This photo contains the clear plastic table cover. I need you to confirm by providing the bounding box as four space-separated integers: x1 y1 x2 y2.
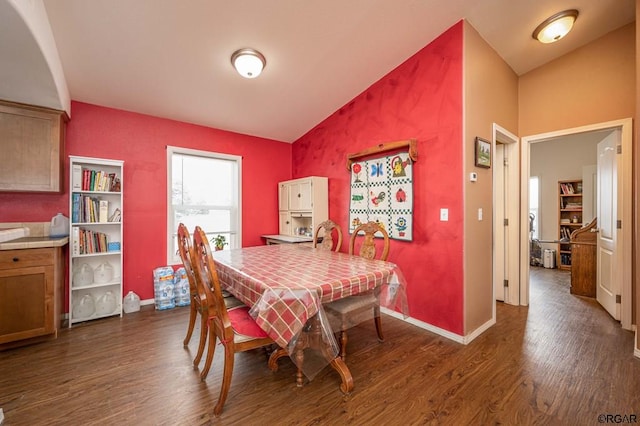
213 244 409 380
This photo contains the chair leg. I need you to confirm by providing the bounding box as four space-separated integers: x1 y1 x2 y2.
183 301 197 347
193 313 208 367
374 306 384 342
339 330 348 361
213 342 235 416
200 324 217 381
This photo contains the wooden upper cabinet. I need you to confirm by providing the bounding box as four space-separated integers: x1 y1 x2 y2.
0 100 68 193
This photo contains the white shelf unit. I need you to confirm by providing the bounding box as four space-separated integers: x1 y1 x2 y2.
68 156 124 326
278 176 328 237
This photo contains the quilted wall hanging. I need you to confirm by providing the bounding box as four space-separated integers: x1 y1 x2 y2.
348 151 414 241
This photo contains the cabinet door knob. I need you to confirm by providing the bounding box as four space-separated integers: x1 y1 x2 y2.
12 257 19 262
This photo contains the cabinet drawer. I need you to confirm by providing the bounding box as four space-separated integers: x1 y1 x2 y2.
0 248 54 270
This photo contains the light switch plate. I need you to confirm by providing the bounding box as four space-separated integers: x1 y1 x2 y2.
440 208 448 221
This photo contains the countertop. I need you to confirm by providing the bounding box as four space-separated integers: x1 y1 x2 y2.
262 234 314 244
0 236 69 250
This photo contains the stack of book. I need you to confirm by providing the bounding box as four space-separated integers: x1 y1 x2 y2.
560 183 575 194
72 194 112 223
72 228 112 255
72 164 120 192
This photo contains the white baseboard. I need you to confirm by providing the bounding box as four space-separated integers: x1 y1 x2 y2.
140 298 155 306
381 307 495 345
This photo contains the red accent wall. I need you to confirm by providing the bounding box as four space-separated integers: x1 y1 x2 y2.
0 102 291 304
292 23 464 333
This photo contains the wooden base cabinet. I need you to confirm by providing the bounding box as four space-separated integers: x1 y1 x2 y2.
0 247 65 349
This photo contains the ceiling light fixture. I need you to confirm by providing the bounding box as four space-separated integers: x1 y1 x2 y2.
532 9 579 44
231 48 266 79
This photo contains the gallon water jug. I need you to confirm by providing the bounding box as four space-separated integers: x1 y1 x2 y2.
50 213 69 237
73 263 94 287
95 291 117 316
123 291 141 313
94 261 114 283
72 294 95 319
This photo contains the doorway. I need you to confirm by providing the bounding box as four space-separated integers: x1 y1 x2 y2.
519 119 632 330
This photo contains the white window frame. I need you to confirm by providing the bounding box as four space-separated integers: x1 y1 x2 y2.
166 146 242 264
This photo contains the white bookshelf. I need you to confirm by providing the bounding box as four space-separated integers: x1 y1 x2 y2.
68 156 124 326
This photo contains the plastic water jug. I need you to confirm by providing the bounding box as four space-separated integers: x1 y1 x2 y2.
50 213 69 237
94 261 114 283
123 291 141 313
72 294 95 319
95 291 117 316
73 263 94 287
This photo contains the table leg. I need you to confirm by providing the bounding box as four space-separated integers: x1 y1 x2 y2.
330 356 354 394
306 313 354 394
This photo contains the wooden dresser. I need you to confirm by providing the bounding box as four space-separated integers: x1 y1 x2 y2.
569 218 597 297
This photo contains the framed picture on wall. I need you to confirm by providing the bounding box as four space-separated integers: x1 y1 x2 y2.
475 137 491 168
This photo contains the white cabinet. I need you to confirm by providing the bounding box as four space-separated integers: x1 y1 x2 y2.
68 156 124 326
278 177 328 237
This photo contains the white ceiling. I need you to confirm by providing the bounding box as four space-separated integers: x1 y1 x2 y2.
1 0 635 142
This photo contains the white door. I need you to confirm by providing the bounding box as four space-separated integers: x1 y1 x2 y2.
494 143 506 301
596 131 619 319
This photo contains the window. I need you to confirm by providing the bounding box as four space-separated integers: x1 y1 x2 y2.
529 176 539 240
167 146 242 264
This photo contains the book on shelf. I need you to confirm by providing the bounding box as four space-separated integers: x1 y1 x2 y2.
72 227 80 256
99 200 109 223
108 208 122 222
72 164 82 191
72 193 81 223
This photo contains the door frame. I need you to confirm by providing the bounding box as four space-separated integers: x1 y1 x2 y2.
520 118 632 329
492 124 520 308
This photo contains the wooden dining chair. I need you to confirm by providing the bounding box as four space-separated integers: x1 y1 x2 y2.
191 225 281 416
313 219 343 252
324 221 390 361
177 223 243 369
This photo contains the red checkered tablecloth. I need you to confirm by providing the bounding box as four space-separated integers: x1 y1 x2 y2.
213 244 403 348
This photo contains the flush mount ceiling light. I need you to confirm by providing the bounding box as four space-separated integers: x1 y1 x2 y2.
532 9 579 44
231 48 266 79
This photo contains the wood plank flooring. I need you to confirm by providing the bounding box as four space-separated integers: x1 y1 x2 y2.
1 267 639 425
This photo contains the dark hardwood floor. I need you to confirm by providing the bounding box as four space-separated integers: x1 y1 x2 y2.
1 267 638 425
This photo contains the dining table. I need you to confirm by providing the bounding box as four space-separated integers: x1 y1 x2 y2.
212 243 408 393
